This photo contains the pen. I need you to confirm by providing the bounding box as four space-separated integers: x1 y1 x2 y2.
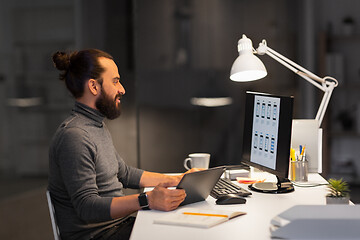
300 146 305 156
300 146 306 161
182 212 228 218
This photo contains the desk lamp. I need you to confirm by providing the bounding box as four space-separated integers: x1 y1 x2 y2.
230 34 338 127
230 34 338 173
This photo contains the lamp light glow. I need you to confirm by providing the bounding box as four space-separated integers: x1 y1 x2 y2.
190 97 233 107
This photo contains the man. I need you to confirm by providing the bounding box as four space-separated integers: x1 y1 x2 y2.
48 49 193 240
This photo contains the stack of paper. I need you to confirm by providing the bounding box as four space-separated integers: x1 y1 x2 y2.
270 205 360 239
227 169 249 180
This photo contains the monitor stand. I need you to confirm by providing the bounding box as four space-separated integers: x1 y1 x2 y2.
248 176 294 193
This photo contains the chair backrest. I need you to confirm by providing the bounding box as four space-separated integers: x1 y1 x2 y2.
46 190 61 240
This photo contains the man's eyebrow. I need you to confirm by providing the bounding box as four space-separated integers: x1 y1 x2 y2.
113 77 120 81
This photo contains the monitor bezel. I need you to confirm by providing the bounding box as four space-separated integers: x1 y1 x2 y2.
241 91 294 179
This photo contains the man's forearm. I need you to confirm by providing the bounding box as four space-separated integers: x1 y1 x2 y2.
110 172 181 219
110 195 141 219
139 171 181 188
110 180 187 219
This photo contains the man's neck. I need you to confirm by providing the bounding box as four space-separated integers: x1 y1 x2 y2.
76 97 97 111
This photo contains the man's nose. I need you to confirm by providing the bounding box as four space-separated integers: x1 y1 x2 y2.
118 84 125 95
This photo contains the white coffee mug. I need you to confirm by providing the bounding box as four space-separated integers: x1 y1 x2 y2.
183 153 210 170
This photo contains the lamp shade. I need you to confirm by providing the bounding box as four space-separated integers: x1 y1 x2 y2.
230 35 267 82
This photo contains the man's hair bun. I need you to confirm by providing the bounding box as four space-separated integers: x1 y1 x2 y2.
52 48 113 98
52 51 70 71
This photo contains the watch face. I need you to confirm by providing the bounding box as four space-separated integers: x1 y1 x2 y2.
139 193 149 209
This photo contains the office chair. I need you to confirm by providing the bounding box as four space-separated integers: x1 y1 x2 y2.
46 190 61 240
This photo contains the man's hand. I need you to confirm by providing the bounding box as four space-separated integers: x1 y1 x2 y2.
110 169 206 219
156 168 203 187
146 182 186 211
173 168 204 185
184 168 204 174
140 168 204 188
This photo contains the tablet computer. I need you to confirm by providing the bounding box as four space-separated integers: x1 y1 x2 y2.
176 166 225 206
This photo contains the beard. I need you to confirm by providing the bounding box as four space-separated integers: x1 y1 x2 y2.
95 88 122 120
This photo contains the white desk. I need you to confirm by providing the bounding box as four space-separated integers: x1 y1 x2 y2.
130 173 328 240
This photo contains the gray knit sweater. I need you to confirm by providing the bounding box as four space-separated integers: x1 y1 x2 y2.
48 102 144 240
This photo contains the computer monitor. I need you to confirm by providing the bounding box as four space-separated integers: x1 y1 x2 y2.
242 91 294 193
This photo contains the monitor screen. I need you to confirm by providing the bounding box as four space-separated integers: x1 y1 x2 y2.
242 91 294 193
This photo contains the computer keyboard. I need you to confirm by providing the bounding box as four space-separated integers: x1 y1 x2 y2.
211 178 252 198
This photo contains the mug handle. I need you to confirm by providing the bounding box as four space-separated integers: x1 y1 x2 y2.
183 158 192 170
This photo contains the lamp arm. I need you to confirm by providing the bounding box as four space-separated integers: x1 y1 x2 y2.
257 40 326 90
315 80 336 127
256 40 338 127
265 48 325 91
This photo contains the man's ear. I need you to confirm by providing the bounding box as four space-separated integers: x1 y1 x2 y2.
88 79 100 96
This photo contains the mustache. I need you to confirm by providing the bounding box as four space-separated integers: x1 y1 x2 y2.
115 94 122 101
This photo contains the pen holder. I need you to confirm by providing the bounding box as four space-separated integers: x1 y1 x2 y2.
290 160 308 182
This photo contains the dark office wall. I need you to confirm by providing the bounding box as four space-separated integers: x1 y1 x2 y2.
134 0 298 172
0 0 315 176
104 0 138 169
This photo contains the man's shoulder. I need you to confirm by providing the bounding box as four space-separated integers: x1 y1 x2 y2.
54 115 90 138
57 113 105 140
60 112 99 130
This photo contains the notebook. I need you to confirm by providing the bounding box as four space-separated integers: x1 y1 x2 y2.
154 207 246 228
176 166 225 206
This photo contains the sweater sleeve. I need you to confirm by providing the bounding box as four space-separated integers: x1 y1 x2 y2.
56 127 113 223
116 152 144 189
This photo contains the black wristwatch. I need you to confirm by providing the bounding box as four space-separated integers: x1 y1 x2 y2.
138 192 150 210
